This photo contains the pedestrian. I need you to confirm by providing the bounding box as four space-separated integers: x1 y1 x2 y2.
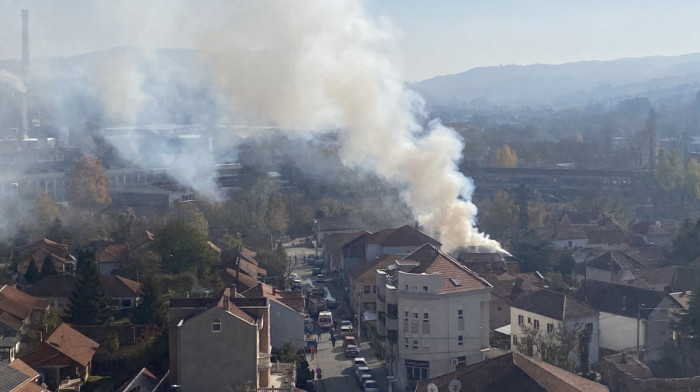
317 329 322 342
316 367 323 380
331 335 336 347
310 345 316 359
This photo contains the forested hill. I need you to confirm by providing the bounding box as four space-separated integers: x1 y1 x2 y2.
411 53 700 109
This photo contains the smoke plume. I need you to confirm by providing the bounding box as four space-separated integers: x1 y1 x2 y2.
0 70 26 93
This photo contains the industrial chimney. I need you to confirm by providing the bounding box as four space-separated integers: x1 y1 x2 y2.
21 9 29 140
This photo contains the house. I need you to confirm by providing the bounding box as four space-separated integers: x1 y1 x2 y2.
117 367 168 392
456 252 521 275
20 323 99 391
511 290 600 365
572 280 680 362
220 245 267 285
22 275 141 310
523 225 589 250
585 250 647 284
241 283 306 350
93 243 129 275
482 272 545 330
375 244 492 392
629 221 675 248
0 285 50 362
14 238 75 276
322 231 368 272
168 289 274 391
415 352 608 392
349 254 399 314
0 359 47 392
314 215 362 242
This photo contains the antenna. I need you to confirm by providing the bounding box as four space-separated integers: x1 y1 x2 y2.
427 383 438 392
448 379 462 392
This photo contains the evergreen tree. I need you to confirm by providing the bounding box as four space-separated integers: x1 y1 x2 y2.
64 250 111 325
46 218 69 244
40 254 57 278
24 257 41 284
133 277 167 327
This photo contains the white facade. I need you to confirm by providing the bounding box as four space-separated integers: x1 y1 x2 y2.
598 312 642 353
510 306 600 364
392 271 491 391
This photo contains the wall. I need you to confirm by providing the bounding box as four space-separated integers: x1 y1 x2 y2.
600 354 700 392
644 297 676 362
598 312 643 352
586 266 614 282
269 301 305 350
177 307 258 392
489 295 511 330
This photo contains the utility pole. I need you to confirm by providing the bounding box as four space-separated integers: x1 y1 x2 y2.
636 303 645 360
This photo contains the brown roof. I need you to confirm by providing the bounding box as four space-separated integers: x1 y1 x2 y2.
241 283 304 313
513 290 598 321
573 280 672 319
367 225 441 247
403 244 491 293
96 243 129 264
528 225 588 241
415 352 608 392
0 285 49 330
239 258 267 278
637 266 677 288
586 250 647 272
670 291 692 310
23 275 76 298
116 367 159 392
8 358 39 379
44 323 100 367
349 254 400 285
99 275 142 297
322 231 368 261
17 252 70 275
223 268 259 292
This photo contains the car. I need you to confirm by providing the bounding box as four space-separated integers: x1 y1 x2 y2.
292 279 302 290
290 273 299 280
353 365 370 383
316 273 325 280
353 357 367 368
362 379 380 392
344 344 359 358
357 373 372 387
339 325 352 336
312 267 321 276
343 335 356 348
340 320 353 332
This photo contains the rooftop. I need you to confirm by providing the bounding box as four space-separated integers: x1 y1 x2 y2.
512 290 598 321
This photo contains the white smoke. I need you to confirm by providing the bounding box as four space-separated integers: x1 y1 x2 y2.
0 70 27 93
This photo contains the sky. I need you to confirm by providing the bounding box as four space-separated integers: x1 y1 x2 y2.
1 0 700 82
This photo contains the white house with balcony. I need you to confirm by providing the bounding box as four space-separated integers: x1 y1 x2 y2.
376 244 492 392
510 290 600 365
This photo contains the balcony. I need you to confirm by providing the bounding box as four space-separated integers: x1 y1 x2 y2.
258 353 272 370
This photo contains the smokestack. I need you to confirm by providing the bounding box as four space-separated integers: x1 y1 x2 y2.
21 9 29 140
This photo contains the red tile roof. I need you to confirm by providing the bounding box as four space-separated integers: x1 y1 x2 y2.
0 285 49 331
403 244 491 293
44 323 100 367
241 283 305 313
96 243 129 264
349 255 401 285
8 358 39 379
367 225 441 247
99 275 142 297
116 367 159 392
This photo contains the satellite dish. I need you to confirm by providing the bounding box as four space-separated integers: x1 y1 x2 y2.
448 379 462 392
427 383 438 392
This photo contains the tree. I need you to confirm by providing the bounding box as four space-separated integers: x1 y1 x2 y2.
46 218 70 245
154 220 217 274
66 156 111 210
24 257 41 284
64 250 111 325
491 144 518 168
481 190 519 235
40 254 57 278
172 202 209 237
669 218 700 266
265 194 290 237
32 193 60 230
510 235 555 273
133 277 167 327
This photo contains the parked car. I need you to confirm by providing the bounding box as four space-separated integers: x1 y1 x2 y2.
354 365 370 383
343 336 356 347
316 273 325 281
362 379 379 392
357 373 372 387
353 357 367 368
340 320 354 332
312 267 321 276
292 279 303 290
345 344 360 358
339 325 352 336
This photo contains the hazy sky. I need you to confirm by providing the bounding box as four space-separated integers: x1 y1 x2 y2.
2 0 700 81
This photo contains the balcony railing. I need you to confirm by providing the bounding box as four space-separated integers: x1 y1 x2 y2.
258 353 272 369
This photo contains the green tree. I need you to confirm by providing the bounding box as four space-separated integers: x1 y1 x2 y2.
279 342 297 363
24 257 41 284
172 202 209 237
64 250 111 325
265 193 290 237
669 218 700 266
66 156 111 210
33 193 60 230
133 277 167 327
482 190 519 235
40 254 57 278
154 220 217 274
511 236 554 273
491 144 518 168
46 218 70 245
104 330 120 352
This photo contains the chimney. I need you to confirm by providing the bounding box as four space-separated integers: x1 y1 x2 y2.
20 9 29 139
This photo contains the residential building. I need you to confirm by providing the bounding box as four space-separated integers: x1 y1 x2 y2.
349 254 398 314
572 280 680 362
117 367 168 392
168 289 273 391
99 275 142 310
14 238 75 276
415 352 608 392
314 215 362 243
20 323 99 391
241 283 306 350
511 290 600 365
376 244 492 392
0 285 50 362
93 243 129 275
523 224 588 250
23 274 141 311
0 359 47 392
482 271 544 330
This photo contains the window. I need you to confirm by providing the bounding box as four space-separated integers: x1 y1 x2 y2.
585 323 593 333
405 284 409 290
497 307 501 311
457 308 464 319
413 312 419 319
423 313 429 322
518 315 524 325
373 286 377 293
404 311 409 321
533 320 540 329
456 356 467 368
527 317 531 324
458 335 463 346
423 285 429 292
406 361 429 381
547 323 554 334
412 285 418 291
212 319 221 333
404 338 409 348
121 299 132 308
423 340 430 351
413 339 419 349
364 285 371 294
513 336 518 345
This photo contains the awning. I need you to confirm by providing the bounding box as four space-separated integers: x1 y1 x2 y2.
494 324 511 336
363 310 377 321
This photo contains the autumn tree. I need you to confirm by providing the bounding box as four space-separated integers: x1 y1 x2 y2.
171 201 209 237
265 193 290 237
32 193 60 230
481 190 519 235
64 250 111 325
491 144 518 168
66 156 111 210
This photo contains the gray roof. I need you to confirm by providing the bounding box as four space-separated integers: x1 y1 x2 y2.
0 361 31 392
572 280 671 319
512 290 598 321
